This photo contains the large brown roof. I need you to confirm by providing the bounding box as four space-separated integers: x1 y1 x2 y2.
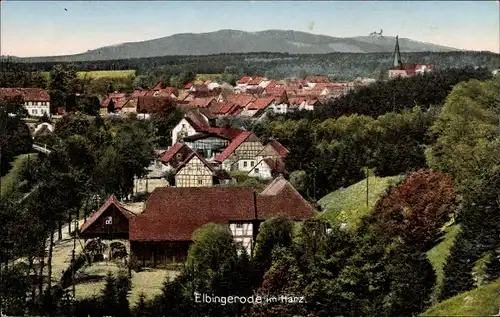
257 176 315 220
0 88 50 102
129 187 257 241
129 179 316 241
136 96 175 113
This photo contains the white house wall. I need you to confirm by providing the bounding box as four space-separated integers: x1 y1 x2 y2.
247 160 272 180
229 223 254 256
171 118 197 146
237 159 258 172
25 101 50 117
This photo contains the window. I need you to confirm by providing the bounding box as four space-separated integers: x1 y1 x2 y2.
236 223 243 228
254 168 259 174
197 165 201 171
33 109 38 115
250 161 254 167
182 124 186 128
176 153 183 160
243 161 247 167
197 178 203 185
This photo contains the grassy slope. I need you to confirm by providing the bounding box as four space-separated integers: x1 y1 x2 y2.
421 280 500 316
1 153 37 198
317 175 403 229
74 262 178 306
426 224 460 303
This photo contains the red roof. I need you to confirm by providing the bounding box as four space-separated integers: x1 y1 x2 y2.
100 93 129 109
209 102 239 116
208 126 244 140
289 97 306 105
264 87 286 96
0 88 50 102
257 177 315 220
265 80 277 89
247 76 265 85
80 195 135 233
236 75 252 85
261 157 287 174
305 75 330 83
129 178 316 241
226 94 255 108
184 111 211 131
131 90 149 97
307 98 320 106
248 96 275 110
136 96 175 113
188 97 215 108
152 81 166 90
269 140 289 158
130 187 256 241
214 131 253 161
160 143 188 163
184 82 193 89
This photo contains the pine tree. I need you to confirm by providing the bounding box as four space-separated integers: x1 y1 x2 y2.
116 272 131 317
485 248 500 284
100 272 117 316
132 293 149 317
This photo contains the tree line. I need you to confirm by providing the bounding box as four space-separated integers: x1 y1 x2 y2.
2 50 499 82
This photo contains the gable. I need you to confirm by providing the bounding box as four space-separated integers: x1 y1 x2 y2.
258 143 281 158
80 196 135 237
176 155 213 176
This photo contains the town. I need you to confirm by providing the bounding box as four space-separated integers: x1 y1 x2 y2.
1 1 500 317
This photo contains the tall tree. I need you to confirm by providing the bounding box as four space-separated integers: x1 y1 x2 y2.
0 96 33 176
48 64 79 112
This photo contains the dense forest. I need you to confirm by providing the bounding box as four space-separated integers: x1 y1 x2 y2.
2 50 499 81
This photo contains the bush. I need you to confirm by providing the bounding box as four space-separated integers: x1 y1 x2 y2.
129 260 144 272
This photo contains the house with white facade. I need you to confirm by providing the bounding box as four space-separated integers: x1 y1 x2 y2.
0 88 51 117
171 111 212 146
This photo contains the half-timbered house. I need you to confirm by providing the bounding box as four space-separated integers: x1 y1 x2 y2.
214 131 265 172
174 150 217 187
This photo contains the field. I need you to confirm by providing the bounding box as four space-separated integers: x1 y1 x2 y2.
317 175 404 229
421 279 500 316
49 233 178 307
39 70 136 80
426 224 460 304
1 153 38 198
194 73 224 84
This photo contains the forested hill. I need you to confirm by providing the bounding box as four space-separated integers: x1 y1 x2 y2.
3 51 499 81
6 30 460 62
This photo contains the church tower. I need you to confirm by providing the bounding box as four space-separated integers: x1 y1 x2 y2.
392 35 403 69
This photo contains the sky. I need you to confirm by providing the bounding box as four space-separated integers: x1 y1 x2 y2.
1 1 499 57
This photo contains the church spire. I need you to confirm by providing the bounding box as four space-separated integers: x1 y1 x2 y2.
392 35 403 69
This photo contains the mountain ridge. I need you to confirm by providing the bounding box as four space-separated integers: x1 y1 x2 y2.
6 29 465 63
